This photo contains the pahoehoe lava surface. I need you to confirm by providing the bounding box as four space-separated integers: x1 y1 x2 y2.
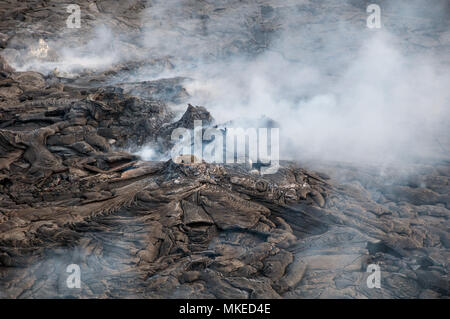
0 0 449 298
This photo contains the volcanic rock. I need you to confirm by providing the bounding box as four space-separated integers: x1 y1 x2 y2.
0 0 448 300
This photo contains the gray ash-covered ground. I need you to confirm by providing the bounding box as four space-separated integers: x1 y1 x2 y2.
0 0 449 298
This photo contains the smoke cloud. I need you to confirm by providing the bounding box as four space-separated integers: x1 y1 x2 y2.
5 0 449 166
140 0 450 166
